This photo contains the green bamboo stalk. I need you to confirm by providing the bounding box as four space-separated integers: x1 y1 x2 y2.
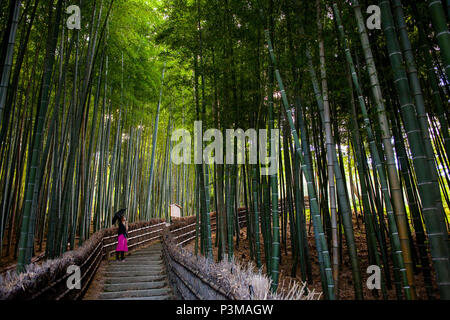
0 0 20 127
427 0 450 80
145 63 165 219
264 28 335 299
317 0 339 293
252 164 261 267
304 33 361 299
266 9 280 290
391 110 435 299
296 96 314 284
392 0 449 252
380 0 450 298
17 0 63 272
348 68 389 299
334 2 414 299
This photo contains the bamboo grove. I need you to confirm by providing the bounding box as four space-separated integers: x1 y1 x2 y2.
0 0 199 273
0 0 449 301
157 0 450 300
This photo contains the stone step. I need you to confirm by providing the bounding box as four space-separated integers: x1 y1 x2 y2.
99 243 173 300
103 281 167 292
100 287 172 300
104 275 166 284
133 246 162 252
105 270 164 277
127 251 161 255
141 244 162 248
109 260 163 266
127 252 162 257
108 261 163 267
136 245 162 249
107 266 165 273
118 254 163 259
117 261 163 266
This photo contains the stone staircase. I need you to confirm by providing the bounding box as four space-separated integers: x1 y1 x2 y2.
99 242 174 300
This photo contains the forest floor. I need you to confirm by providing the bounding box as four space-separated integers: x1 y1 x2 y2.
185 214 441 300
0 237 83 274
1 240 49 274
1 216 442 300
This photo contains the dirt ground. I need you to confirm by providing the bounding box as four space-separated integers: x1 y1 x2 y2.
1 240 49 273
2 218 441 300
0 237 83 274
186 215 441 300
82 259 109 300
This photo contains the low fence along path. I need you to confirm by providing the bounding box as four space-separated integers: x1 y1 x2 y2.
99 242 174 300
0 211 250 300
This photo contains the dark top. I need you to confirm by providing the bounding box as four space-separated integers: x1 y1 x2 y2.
118 221 128 238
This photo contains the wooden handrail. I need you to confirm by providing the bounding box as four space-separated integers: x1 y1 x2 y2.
15 210 247 300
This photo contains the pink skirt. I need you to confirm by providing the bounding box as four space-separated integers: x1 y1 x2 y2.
116 234 128 252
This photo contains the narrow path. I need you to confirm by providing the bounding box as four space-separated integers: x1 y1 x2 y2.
99 242 174 300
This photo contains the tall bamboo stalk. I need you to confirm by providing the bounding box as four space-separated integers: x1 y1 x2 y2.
145 63 165 219
335 1 414 299
263 25 335 299
380 0 450 299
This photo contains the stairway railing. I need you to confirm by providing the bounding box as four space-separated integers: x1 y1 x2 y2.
0 219 165 300
162 209 248 300
2 209 252 300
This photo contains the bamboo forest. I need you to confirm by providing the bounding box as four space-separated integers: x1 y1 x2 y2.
0 0 449 302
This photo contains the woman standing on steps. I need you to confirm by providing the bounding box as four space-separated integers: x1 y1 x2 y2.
116 215 128 261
